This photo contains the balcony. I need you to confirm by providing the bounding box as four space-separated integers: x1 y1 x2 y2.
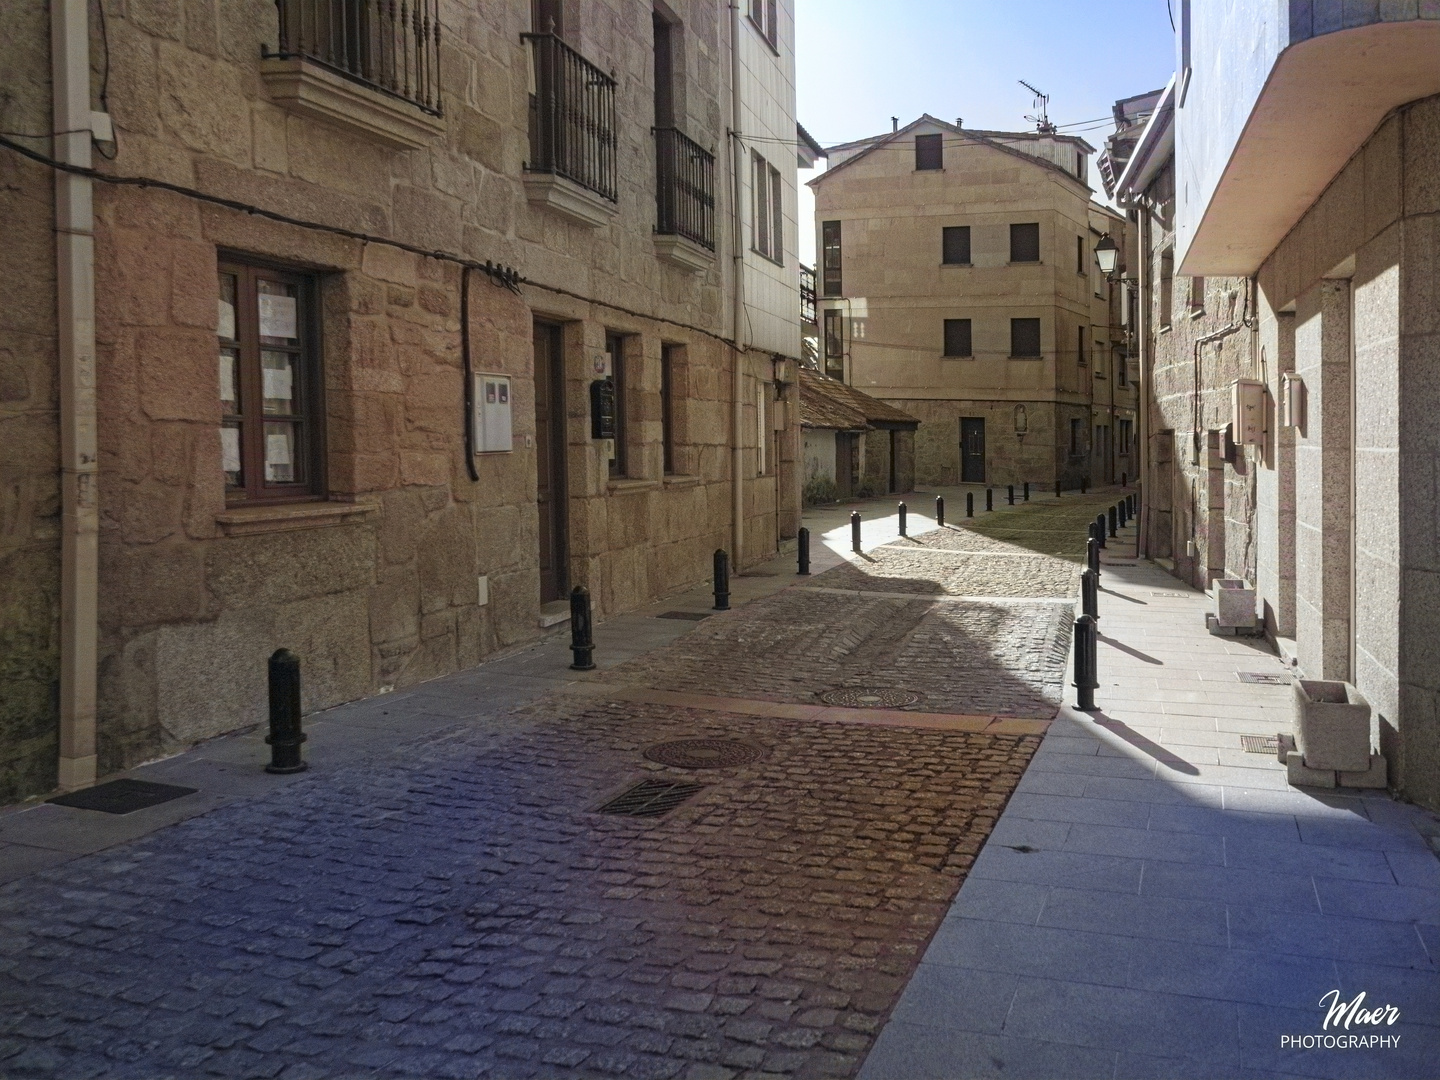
261 0 444 151
523 33 618 228
653 127 715 271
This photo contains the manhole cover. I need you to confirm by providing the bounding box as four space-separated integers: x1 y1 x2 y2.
1238 671 1290 685
643 739 763 769
598 779 703 817
1240 735 1281 754
48 778 197 815
818 688 921 708
655 611 711 621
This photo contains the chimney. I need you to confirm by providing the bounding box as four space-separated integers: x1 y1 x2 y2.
891 117 898 132
956 117 963 127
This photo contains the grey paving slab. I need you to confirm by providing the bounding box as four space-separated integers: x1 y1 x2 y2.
969 843 1144 894
1062 821 1226 865
883 964 1017 1034
861 1022 1119 1080
1145 802 1302 842
0 844 77 885
1003 790 1154 829
1226 903 1437 969
1035 885 1230 946
1237 1004 1440 1080
1314 877 1440 924
922 917 1135 987
942 877 1050 926
1140 861 1323 913
1224 834 1398 883
1124 938 1339 1008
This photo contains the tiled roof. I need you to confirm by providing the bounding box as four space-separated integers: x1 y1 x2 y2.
799 370 918 430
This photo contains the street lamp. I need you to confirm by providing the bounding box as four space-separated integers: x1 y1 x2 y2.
1093 232 1119 276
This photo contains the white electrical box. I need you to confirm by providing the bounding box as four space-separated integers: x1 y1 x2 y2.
1231 378 1265 445
1281 372 1306 430
473 373 513 454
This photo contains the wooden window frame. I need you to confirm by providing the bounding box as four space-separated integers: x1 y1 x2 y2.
820 220 842 296
1077 235 1086 275
748 0 778 51
943 318 972 358
914 133 943 171
1010 317 1042 358
1009 222 1040 263
218 257 325 506
661 343 677 474
942 225 970 265
769 162 784 265
606 332 628 478
1077 325 1086 366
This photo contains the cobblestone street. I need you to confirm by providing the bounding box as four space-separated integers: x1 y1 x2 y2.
0 492 1113 1079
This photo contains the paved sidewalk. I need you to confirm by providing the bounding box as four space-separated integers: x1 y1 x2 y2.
860 519 1440 1080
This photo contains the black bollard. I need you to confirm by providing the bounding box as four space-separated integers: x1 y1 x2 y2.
1095 513 1107 549
935 496 945 528
966 492 974 518
1055 480 1061 498
1108 506 1118 538
1080 477 1088 495
713 548 730 610
1121 472 1128 488
569 586 596 670
1074 614 1099 711
265 649 308 774
851 511 862 553
1024 482 1030 502
986 488 993 512
1007 484 1015 506
1118 501 1127 529
1087 536 1101 578
898 502 908 538
797 526 811 576
1081 567 1099 621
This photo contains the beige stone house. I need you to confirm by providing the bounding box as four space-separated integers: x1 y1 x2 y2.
0 0 808 802
1109 6 1440 808
810 116 1136 492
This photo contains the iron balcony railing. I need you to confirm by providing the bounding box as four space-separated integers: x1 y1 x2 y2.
799 264 817 324
267 0 442 116
654 127 715 251
524 33 618 203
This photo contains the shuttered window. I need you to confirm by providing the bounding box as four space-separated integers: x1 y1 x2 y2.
1010 222 1040 263
1011 318 1041 358
942 226 970 265
943 319 972 358
915 133 942 171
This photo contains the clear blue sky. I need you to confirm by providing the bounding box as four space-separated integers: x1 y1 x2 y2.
794 0 1178 262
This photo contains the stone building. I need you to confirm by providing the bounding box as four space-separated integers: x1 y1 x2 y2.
1110 6 1440 808
809 116 1137 492
798 369 917 503
0 0 808 802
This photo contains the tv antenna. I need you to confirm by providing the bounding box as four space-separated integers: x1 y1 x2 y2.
1019 80 1056 134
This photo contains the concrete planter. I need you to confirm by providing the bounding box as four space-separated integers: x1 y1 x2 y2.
1212 578 1257 629
1293 679 1371 772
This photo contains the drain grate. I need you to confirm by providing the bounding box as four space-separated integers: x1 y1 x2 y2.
644 739 762 770
655 611 711 621
818 687 921 709
1238 672 1291 685
48 778 197 815
598 779 703 817
1240 735 1281 754
1150 591 1192 598
1106 562 1137 567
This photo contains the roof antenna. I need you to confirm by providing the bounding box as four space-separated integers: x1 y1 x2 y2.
891 116 898 132
1018 80 1056 134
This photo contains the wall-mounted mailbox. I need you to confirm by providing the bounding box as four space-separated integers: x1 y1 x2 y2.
473 373 513 453
589 378 615 440
1231 378 1264 445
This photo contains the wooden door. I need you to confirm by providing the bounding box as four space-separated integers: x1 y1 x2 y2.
835 433 855 499
534 322 568 603
960 418 985 483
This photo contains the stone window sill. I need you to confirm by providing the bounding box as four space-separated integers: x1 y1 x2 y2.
523 171 618 229
607 478 661 496
655 235 714 273
662 474 702 489
216 499 381 536
259 57 444 151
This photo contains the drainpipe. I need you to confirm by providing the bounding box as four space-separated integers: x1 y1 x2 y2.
53 0 99 791
728 0 746 568
1136 208 1150 558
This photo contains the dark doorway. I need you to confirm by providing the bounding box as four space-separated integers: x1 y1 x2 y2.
836 432 857 499
960 417 985 483
888 430 898 493
534 321 568 603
